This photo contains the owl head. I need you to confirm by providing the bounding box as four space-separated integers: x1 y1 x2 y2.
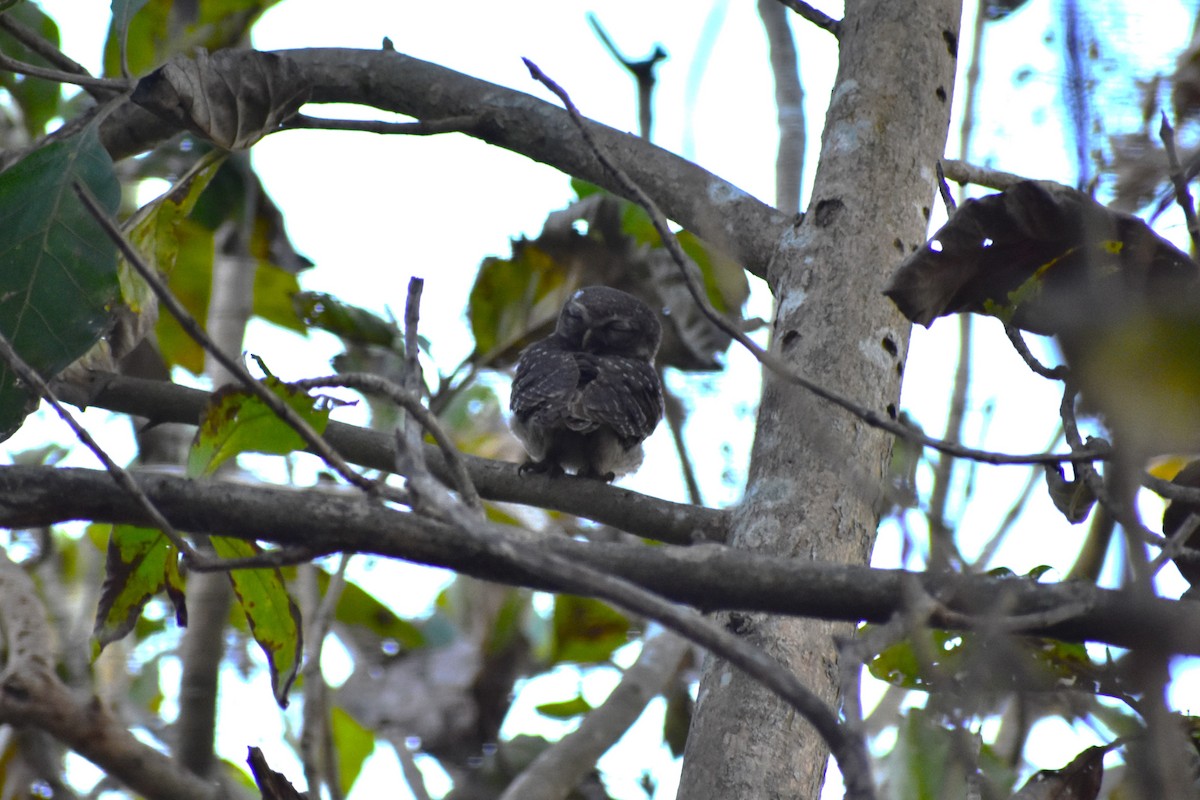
554 286 662 361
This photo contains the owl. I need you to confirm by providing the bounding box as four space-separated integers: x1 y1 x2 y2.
510 286 664 481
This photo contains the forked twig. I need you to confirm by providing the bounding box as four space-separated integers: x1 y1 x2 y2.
1160 112 1200 253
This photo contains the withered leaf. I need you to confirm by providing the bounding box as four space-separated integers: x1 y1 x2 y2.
1011 745 1106 800
131 50 310 150
884 180 1197 335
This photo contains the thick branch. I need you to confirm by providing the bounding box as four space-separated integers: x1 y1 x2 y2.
95 47 790 279
0 550 223 800
3 465 1199 657
53 373 726 545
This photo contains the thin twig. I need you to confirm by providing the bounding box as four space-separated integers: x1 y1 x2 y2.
521 58 1106 468
73 183 376 494
587 14 666 141
388 735 433 800
300 554 351 799
1149 511 1200 577
775 0 841 36
926 314 972 570
935 161 957 214
975 429 1063 568
0 51 130 92
1159 112 1200 253
760 0 805 214
279 114 482 136
0 15 118 102
185 546 327 572
292 374 481 509
402 278 425 445
940 159 1032 191
1004 324 1068 380
0 331 198 561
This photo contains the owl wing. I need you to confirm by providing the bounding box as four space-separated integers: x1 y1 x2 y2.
511 339 582 427
574 355 663 444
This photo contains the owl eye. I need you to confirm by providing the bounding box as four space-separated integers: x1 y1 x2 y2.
605 319 635 333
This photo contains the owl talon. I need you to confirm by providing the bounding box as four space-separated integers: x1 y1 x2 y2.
577 468 616 483
519 460 564 478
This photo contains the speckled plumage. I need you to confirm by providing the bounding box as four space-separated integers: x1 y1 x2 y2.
510 286 664 481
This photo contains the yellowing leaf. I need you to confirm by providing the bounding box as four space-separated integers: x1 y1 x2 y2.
92 525 186 653
211 536 301 707
187 376 331 477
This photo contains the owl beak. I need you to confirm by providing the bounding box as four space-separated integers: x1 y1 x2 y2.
582 328 595 352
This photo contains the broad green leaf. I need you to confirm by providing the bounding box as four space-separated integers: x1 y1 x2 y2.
880 708 1015 800
252 262 304 333
573 178 749 315
327 575 425 650
102 0 171 77
294 292 400 348
330 706 375 796
120 154 224 358
468 243 573 363
127 153 225 279
153 218 214 374
0 128 120 439
92 525 186 653
535 695 593 719
109 0 150 75
868 627 1099 695
187 376 331 477
549 595 631 665
102 0 285 77
211 535 301 707
662 679 691 757
0 2 62 136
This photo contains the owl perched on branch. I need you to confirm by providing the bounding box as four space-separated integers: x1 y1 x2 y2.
510 286 664 481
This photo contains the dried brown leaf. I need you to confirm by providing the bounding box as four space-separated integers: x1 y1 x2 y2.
131 50 310 150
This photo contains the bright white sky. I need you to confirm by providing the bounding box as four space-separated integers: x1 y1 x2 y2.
17 0 1200 797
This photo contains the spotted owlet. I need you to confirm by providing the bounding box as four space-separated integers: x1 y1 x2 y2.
510 286 664 481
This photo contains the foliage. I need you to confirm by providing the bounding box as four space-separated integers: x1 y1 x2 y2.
0 2 1199 800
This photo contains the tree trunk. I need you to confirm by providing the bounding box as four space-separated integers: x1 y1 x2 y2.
677 1 961 797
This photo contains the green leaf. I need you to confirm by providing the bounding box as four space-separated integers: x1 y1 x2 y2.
102 0 286 77
662 679 692 757
211 535 302 707
0 128 120 439
294 292 399 348
92 525 186 652
187 376 331 477
109 0 150 75
127 153 225 279
0 2 62 137
152 218 214 374
549 595 631 665
868 627 1100 695
328 575 425 650
330 706 375 796
535 694 594 719
880 708 1015 800
102 0 170 77
252 263 304 333
468 243 573 363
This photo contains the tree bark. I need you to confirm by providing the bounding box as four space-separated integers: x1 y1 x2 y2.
677 1 962 797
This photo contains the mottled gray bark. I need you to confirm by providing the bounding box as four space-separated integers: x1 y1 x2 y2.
676 1 962 797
